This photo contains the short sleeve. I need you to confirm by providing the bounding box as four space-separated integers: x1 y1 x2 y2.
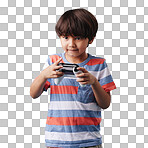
41 57 51 91
98 59 116 92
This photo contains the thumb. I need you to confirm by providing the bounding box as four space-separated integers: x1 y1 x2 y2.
54 57 63 65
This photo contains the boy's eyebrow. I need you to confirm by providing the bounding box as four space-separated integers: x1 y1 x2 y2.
61 34 86 39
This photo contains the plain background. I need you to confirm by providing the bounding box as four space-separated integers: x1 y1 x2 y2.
0 0 148 147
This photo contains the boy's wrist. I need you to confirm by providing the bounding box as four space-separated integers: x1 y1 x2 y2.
91 77 99 86
41 70 48 81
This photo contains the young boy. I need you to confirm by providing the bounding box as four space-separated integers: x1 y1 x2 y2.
30 8 116 148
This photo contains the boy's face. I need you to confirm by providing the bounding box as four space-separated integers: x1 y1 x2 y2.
60 36 90 59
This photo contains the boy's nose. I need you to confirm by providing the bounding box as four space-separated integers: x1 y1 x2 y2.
69 38 76 48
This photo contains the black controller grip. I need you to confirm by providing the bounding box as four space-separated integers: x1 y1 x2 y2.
57 63 79 75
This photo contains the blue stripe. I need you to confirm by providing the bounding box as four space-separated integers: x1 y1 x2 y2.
48 56 51 65
50 94 78 101
47 110 101 118
99 75 113 86
45 138 102 147
45 124 100 133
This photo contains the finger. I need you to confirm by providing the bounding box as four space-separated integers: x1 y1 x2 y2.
80 81 89 85
54 65 63 70
53 71 64 75
76 78 89 82
77 67 88 73
56 72 64 76
77 80 89 85
54 57 63 65
76 73 87 78
53 74 63 78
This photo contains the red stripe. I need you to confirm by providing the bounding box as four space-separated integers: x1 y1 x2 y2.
86 58 105 66
102 81 116 92
46 117 101 126
44 81 50 90
50 55 64 64
51 85 78 94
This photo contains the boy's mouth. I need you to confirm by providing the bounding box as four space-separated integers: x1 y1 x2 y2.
68 49 78 51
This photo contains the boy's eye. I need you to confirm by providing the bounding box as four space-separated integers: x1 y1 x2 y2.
75 37 81 40
63 36 68 39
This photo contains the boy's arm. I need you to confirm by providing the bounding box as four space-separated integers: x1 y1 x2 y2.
30 58 63 99
30 72 47 99
91 79 111 109
76 67 111 109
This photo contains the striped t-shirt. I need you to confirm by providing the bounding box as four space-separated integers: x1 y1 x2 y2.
42 53 116 148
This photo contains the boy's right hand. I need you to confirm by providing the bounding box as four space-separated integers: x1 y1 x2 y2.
41 58 64 80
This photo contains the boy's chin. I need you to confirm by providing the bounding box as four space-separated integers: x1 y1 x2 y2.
66 49 78 53
67 53 78 57
65 52 79 57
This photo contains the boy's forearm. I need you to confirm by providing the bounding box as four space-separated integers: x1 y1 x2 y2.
30 72 47 99
91 78 111 109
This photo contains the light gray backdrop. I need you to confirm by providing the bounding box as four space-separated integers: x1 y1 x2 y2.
0 0 148 148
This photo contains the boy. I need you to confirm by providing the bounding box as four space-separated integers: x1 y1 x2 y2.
30 8 116 148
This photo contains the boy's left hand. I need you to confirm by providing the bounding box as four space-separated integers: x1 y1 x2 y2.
76 67 97 85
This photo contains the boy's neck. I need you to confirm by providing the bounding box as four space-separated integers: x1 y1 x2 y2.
65 52 88 64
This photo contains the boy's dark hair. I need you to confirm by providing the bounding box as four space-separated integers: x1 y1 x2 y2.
55 8 98 41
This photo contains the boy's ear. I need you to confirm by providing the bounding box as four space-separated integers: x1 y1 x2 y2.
89 38 94 44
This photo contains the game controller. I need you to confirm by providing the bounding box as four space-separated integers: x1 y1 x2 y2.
54 63 86 87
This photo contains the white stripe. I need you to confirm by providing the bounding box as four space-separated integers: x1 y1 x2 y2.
98 67 111 80
49 101 101 111
45 131 101 141
89 71 100 79
63 75 77 79
89 67 110 80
